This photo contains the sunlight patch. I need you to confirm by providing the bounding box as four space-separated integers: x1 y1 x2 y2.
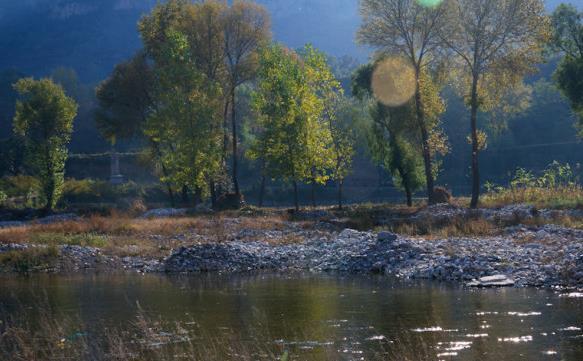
371 57 416 107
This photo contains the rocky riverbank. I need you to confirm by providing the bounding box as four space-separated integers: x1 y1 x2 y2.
165 225 583 288
1 223 581 289
0 204 582 289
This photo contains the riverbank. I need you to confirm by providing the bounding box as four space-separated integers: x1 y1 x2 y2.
0 204 582 289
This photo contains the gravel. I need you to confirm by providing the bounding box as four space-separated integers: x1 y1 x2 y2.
0 213 79 229
164 226 583 288
0 204 581 289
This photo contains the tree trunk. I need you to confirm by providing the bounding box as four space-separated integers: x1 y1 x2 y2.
194 187 203 207
337 179 343 210
414 73 435 205
150 140 175 207
210 182 217 208
166 185 176 208
259 174 266 207
43 152 55 212
470 74 480 209
396 162 413 207
405 183 413 207
45 182 54 212
220 98 230 197
231 87 240 195
293 180 299 211
311 181 316 208
181 185 189 205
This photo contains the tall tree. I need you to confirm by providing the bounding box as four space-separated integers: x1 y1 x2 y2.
13 78 78 211
300 45 341 207
140 1 223 202
251 44 328 211
223 0 270 196
301 46 356 209
441 0 549 208
550 3 583 136
185 0 230 195
95 52 182 205
328 97 358 209
353 63 430 206
358 0 450 205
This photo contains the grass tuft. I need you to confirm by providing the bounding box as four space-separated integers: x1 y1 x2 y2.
0 246 59 273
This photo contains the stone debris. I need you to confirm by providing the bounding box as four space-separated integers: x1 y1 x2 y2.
0 221 25 229
33 213 80 224
163 226 582 288
141 208 190 219
0 213 79 229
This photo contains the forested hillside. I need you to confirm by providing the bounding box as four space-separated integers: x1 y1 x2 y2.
0 0 363 82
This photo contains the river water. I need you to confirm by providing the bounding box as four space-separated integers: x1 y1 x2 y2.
1 273 582 360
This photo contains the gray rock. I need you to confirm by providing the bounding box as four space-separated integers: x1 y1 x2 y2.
141 208 189 219
467 275 515 287
377 231 398 243
35 213 80 224
0 221 25 229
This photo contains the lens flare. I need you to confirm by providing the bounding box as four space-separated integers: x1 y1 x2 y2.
417 0 443 7
371 57 416 107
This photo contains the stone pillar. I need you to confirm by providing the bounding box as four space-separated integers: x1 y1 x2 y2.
109 147 125 185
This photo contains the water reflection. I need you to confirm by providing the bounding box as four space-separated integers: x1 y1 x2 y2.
0 273 581 360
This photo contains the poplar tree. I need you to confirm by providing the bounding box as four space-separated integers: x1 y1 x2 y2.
13 78 77 211
550 4 583 136
250 45 331 210
441 0 549 208
358 0 450 204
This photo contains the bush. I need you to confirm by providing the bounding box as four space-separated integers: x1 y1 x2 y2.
482 161 583 209
0 246 59 273
433 187 452 204
28 233 108 247
0 176 44 208
61 179 145 205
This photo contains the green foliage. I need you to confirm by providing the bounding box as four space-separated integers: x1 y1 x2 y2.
352 62 445 205
95 52 153 143
12 78 78 211
366 103 425 205
0 137 25 177
0 175 42 198
0 190 6 206
249 44 351 207
249 44 313 184
301 45 349 186
139 1 224 199
550 4 583 59
28 233 108 248
508 162 577 190
550 4 583 136
61 179 146 205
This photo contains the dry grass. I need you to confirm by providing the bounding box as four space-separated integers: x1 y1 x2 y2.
385 215 499 239
479 185 583 209
0 212 294 258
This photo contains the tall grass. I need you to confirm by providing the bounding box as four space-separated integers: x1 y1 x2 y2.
0 303 433 361
481 162 583 209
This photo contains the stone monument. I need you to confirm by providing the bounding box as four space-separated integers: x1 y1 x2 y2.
109 148 125 185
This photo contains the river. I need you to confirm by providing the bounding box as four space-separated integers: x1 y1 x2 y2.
0 273 582 360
